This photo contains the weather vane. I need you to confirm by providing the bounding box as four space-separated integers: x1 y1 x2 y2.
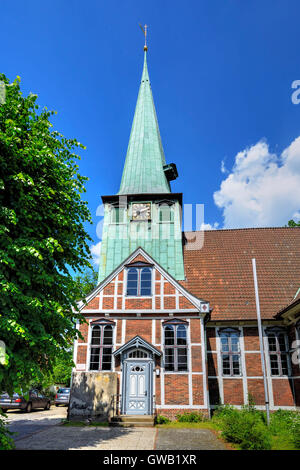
139 23 148 51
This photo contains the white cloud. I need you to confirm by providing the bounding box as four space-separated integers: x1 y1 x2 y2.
213 137 300 228
200 222 219 230
90 241 102 266
221 159 228 174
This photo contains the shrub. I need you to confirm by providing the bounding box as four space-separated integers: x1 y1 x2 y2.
270 409 300 449
155 415 171 425
0 412 15 450
214 405 271 450
175 412 206 423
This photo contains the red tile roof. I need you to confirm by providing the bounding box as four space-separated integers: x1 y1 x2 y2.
276 288 300 317
181 227 300 321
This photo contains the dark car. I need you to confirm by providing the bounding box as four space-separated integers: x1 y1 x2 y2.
55 387 70 406
0 390 51 413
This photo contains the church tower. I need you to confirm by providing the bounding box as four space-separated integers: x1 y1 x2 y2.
98 47 185 282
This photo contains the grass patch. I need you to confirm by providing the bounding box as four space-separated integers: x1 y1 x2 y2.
155 405 300 450
61 419 109 427
156 421 218 430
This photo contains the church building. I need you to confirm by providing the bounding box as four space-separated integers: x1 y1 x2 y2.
70 44 300 421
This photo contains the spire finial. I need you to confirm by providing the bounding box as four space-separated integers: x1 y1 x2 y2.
139 23 148 51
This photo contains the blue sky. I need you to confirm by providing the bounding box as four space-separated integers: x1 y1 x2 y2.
2 0 300 262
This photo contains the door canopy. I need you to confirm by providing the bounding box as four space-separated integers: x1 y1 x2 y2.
113 335 162 357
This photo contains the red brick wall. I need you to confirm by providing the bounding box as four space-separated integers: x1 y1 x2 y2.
179 296 196 309
223 379 244 405
155 376 161 405
102 297 114 309
192 375 204 405
272 379 295 406
125 319 152 343
247 379 265 405
245 353 263 376
125 298 152 309
78 322 88 343
76 345 87 364
82 296 99 310
163 297 176 309
156 320 161 344
191 346 202 372
164 375 189 405
158 409 209 420
190 319 201 343
116 319 122 343
243 327 260 350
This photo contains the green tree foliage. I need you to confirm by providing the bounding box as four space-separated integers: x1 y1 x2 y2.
0 412 15 450
74 267 98 298
288 219 300 227
0 74 92 394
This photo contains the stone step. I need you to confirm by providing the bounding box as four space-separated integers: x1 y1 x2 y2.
112 415 154 423
110 415 155 427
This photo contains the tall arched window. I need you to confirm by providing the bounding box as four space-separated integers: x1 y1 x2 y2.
219 328 241 376
126 266 152 296
127 268 138 296
90 324 113 371
266 327 289 376
164 322 188 371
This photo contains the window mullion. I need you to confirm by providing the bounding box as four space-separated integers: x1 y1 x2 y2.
99 326 104 371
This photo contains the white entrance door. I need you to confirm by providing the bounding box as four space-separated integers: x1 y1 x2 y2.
124 361 152 415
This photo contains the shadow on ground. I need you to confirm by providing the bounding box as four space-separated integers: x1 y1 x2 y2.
15 425 152 450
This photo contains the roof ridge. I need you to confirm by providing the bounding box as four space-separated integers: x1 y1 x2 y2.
184 226 300 233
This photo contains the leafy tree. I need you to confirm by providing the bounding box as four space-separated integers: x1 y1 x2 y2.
288 219 300 227
74 267 98 298
0 74 92 394
51 352 73 385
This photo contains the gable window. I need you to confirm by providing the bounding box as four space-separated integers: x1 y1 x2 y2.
219 328 241 376
266 328 289 376
126 267 152 296
90 324 113 371
164 321 188 371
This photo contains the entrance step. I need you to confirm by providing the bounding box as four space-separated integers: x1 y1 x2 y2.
110 415 155 427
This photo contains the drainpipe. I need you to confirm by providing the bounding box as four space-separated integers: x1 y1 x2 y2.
252 258 270 425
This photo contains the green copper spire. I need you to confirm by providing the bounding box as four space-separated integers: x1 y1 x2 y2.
118 51 170 194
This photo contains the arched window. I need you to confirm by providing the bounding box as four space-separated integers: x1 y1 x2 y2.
164 322 188 371
266 327 289 376
219 328 241 376
126 268 138 296
140 268 152 296
126 266 152 296
90 324 113 371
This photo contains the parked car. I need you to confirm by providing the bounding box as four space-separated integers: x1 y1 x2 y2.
0 390 51 413
55 387 70 406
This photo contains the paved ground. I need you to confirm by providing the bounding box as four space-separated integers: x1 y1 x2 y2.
7 409 228 450
155 428 228 450
6 405 67 441
15 425 156 450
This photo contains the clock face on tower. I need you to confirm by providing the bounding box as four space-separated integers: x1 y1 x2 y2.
131 203 151 221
